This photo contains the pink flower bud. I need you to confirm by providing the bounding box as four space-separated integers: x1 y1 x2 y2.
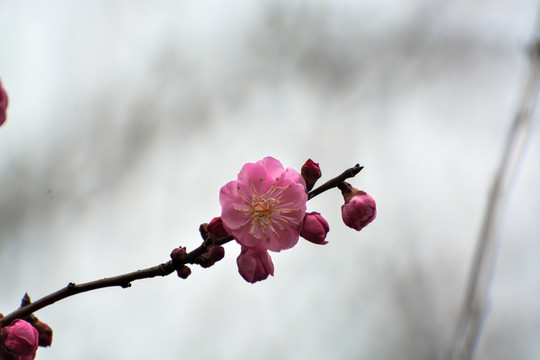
236 246 274 283
301 159 322 191
0 79 8 127
341 191 376 231
1 320 39 357
207 217 229 240
300 212 329 245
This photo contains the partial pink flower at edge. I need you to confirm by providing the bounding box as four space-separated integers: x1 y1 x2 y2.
0 79 8 127
300 212 329 245
220 157 307 252
341 192 377 231
2 320 39 358
236 246 274 283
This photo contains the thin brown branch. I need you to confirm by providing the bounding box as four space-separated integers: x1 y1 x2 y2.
0 241 215 327
1 164 364 327
308 164 363 200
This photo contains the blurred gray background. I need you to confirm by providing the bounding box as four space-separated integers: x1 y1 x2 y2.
0 0 539 359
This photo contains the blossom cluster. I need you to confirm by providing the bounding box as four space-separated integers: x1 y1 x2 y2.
207 157 376 283
0 77 376 357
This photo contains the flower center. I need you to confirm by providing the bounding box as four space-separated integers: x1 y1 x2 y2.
236 179 302 240
250 196 277 224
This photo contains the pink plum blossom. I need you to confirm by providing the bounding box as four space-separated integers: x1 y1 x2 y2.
341 191 376 231
0 79 8 127
220 157 307 252
300 212 329 245
236 245 274 283
1 320 39 358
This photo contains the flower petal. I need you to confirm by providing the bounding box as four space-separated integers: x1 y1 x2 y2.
279 167 307 190
257 157 285 181
236 246 274 283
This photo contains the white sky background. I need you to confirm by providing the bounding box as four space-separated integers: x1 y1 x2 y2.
0 0 539 359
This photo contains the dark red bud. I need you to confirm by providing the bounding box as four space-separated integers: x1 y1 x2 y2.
301 159 322 191
32 320 52 347
196 245 225 268
170 247 187 263
207 245 225 262
176 265 191 279
207 217 229 240
199 223 210 242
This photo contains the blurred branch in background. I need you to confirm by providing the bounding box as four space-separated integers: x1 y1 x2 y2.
448 13 540 360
